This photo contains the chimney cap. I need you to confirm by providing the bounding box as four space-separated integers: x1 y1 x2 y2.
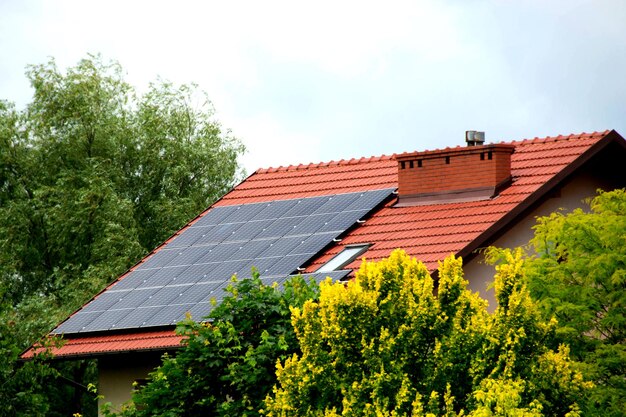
466 130 485 146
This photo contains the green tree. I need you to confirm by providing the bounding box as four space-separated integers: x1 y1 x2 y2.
0 55 245 416
264 250 588 416
107 274 319 417
521 189 626 416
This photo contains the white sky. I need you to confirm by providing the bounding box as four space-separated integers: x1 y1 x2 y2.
1 0 625 174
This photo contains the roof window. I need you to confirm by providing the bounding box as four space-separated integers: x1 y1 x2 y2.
317 244 370 273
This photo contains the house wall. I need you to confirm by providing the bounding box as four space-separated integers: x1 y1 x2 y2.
463 168 615 309
97 352 163 416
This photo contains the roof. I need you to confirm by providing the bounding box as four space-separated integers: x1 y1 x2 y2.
309 132 618 271
21 330 183 360
224 130 622 272
23 129 625 359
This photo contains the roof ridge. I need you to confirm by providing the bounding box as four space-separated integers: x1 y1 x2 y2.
255 154 397 174
507 130 611 145
254 130 613 174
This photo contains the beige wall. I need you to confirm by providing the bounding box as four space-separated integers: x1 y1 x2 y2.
97 352 163 416
463 170 613 309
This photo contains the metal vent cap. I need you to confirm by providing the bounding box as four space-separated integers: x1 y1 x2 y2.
466 130 485 146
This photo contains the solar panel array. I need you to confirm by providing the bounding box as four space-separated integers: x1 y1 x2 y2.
54 188 393 334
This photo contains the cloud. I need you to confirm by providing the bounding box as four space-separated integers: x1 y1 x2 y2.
1 0 625 173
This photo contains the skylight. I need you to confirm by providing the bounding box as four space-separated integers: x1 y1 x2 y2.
317 244 370 273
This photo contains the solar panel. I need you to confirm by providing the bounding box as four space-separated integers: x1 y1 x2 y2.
139 286 185 307
257 236 303 258
142 304 190 327
193 205 239 227
211 260 249 279
55 311 102 333
228 239 277 261
251 199 298 221
222 203 266 223
174 263 219 285
284 213 333 236
164 247 210 267
312 192 361 214
290 232 337 255
255 217 303 239
168 226 213 248
79 291 128 313
146 266 189 286
282 196 328 217
86 309 133 332
53 188 393 334
114 307 163 329
196 242 242 264
317 211 363 233
109 269 157 290
196 222 244 245
187 302 214 321
112 287 161 310
136 249 180 270
224 219 273 242
264 253 311 276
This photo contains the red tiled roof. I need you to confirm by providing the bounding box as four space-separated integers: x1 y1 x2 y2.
21 330 183 359
25 130 623 359
306 131 616 271
210 130 617 271
214 155 398 205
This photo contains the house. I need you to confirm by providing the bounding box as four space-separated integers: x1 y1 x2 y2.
22 129 626 411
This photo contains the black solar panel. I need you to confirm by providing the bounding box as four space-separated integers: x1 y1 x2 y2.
175 263 218 284
55 311 101 333
193 205 239 226
113 307 158 329
251 199 298 221
109 269 157 290
86 309 132 332
112 288 160 310
53 188 393 334
196 222 244 244
146 266 189 286
143 304 190 327
229 239 277 261
290 232 337 255
313 192 361 214
224 219 273 242
139 286 184 307
137 249 180 270
284 213 332 236
168 226 213 248
165 247 210 267
79 291 128 313
282 196 328 217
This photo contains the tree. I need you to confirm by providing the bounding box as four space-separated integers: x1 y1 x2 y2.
520 189 626 416
0 55 245 416
105 274 319 417
264 250 588 416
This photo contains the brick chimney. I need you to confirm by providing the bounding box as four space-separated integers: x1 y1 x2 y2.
396 144 515 205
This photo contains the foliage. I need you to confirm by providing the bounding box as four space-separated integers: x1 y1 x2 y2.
0 55 244 416
520 189 626 416
264 250 589 416
105 273 319 417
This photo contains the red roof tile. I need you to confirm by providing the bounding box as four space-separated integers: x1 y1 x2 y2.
22 330 183 359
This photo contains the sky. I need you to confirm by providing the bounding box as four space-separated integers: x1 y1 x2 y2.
1 0 625 174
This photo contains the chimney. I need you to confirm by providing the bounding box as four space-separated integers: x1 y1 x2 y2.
396 142 515 205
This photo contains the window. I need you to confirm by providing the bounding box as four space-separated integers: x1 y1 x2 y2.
317 244 370 272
